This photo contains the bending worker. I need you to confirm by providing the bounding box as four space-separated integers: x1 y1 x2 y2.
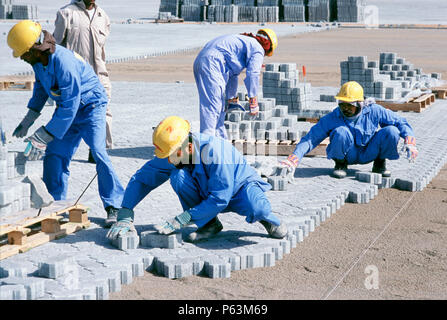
106 116 287 243
194 29 277 139
280 81 418 178
8 20 124 227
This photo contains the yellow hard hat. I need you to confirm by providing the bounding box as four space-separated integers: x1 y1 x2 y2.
7 20 42 58
258 28 277 57
152 116 191 159
335 81 365 102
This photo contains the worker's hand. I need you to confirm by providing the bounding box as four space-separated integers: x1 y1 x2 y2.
227 97 245 112
249 97 259 115
13 109 41 138
279 154 299 172
23 126 54 161
402 136 418 162
106 217 136 241
154 210 192 235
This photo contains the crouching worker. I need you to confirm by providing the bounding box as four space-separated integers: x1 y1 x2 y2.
106 116 287 243
7 20 124 226
280 81 418 178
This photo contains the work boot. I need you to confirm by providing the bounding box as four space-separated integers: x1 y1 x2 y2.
185 217 223 243
372 158 391 177
332 159 348 179
104 206 119 228
259 220 288 239
88 149 96 164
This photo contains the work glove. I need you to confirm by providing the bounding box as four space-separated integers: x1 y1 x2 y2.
227 97 245 112
249 97 259 115
23 126 54 161
279 154 299 172
13 109 41 138
106 208 136 240
401 136 418 162
274 154 299 183
154 210 192 235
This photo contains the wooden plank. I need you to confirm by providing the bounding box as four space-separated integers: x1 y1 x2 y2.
0 204 88 236
244 140 256 155
0 245 20 260
234 140 244 154
266 140 279 156
255 140 267 156
69 209 88 224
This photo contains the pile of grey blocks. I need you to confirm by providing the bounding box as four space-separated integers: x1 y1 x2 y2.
308 0 330 22
233 0 255 6
337 0 366 23
1 0 38 20
159 0 182 17
0 143 53 219
257 6 279 22
263 63 314 114
207 4 238 22
282 0 305 22
237 5 257 22
340 53 441 101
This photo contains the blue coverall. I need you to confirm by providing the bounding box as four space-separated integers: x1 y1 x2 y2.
193 34 265 139
121 133 280 228
27 44 124 209
292 103 415 164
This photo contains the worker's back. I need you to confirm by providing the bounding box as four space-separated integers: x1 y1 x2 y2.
197 34 264 75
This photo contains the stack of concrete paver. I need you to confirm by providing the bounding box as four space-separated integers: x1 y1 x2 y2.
282 0 306 22
257 6 279 22
336 0 366 23
233 0 255 6
340 53 441 101
0 145 39 217
224 92 318 142
0 0 38 20
2 81 447 299
237 5 257 22
262 63 314 115
308 0 330 22
159 0 181 17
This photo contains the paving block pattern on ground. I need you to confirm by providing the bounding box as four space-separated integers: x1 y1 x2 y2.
1 82 447 299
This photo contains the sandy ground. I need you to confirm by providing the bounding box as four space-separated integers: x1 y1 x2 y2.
110 165 447 300
107 28 447 87
109 27 447 300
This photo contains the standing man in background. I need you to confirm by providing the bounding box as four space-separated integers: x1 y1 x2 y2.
54 0 113 163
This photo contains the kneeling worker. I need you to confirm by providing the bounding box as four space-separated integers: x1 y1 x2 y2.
107 116 287 243
280 81 418 178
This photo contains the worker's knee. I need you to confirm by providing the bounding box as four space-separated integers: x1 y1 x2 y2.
378 126 400 143
330 126 353 143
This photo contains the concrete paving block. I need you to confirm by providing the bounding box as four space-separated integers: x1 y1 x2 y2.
292 228 304 242
263 250 276 267
111 231 140 251
267 176 287 191
38 255 77 279
224 254 241 272
106 265 133 285
355 171 382 185
204 258 231 278
140 231 183 249
271 245 283 261
142 256 155 271
287 233 297 248
395 179 417 192
0 284 27 300
0 185 16 206
1 277 45 300
23 175 53 208
0 261 32 278
279 239 291 255
131 260 145 277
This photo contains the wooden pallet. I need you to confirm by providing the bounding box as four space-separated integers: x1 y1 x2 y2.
232 138 329 156
0 80 34 91
431 87 447 99
0 204 90 260
378 93 436 113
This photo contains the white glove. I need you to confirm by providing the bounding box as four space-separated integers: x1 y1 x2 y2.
401 136 418 162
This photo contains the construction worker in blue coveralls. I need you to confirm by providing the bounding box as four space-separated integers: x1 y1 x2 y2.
194 28 278 139
279 81 419 178
7 20 124 227
106 116 288 243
